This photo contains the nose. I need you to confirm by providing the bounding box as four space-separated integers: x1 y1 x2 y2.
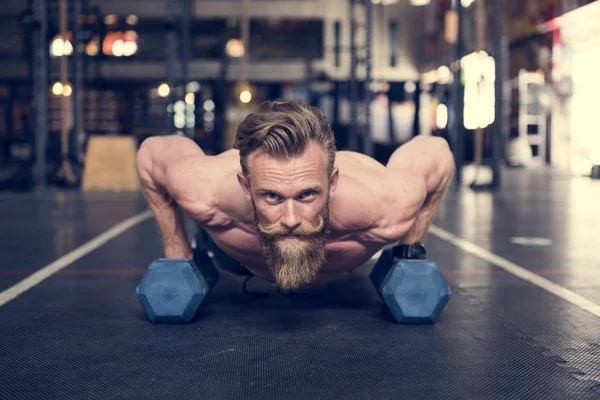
281 200 301 231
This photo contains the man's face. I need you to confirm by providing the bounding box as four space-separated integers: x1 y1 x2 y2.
237 141 339 290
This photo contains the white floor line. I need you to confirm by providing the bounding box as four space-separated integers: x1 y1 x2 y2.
0 210 153 307
429 225 600 318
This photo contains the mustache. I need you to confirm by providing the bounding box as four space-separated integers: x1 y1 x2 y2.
256 215 326 237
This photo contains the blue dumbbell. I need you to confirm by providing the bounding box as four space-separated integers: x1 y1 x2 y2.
136 256 219 324
370 244 451 324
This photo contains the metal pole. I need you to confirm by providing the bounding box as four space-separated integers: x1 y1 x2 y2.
71 0 83 165
59 0 76 184
472 0 485 171
305 55 313 105
491 0 504 189
32 0 48 186
216 46 228 153
59 0 69 159
362 0 373 157
451 0 464 187
165 0 179 134
240 0 250 95
181 0 192 138
349 0 358 152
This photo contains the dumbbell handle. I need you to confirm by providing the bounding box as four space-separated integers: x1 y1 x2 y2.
392 242 427 260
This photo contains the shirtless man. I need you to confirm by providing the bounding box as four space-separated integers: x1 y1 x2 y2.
136 100 455 290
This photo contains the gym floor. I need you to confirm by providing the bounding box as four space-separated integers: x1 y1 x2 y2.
1 168 600 399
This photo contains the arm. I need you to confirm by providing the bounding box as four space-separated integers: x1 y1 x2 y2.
328 152 422 244
136 135 207 259
386 136 455 244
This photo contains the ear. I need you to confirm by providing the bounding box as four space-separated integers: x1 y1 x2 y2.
328 167 339 198
237 172 251 198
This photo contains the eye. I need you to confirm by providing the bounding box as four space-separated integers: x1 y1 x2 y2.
298 191 317 201
265 192 281 202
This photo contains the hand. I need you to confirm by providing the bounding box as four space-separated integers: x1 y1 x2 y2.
392 242 427 260
165 243 193 259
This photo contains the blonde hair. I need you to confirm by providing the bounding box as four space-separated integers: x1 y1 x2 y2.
233 100 336 177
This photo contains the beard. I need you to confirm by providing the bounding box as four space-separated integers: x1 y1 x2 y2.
253 199 329 291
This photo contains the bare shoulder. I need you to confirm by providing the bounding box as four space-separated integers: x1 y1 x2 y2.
166 149 251 227
330 151 426 243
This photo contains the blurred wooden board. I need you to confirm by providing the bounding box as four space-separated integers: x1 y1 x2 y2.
82 135 140 192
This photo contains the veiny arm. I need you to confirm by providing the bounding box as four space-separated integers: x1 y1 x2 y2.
385 136 455 244
136 135 208 259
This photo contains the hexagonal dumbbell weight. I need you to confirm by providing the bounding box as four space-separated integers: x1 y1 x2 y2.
370 244 451 324
136 255 219 324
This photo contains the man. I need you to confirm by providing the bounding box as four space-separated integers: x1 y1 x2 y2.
136 100 454 290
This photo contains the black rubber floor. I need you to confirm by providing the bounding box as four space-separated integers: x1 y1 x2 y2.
1 169 600 399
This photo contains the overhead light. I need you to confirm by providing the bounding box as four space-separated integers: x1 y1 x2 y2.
52 82 64 96
122 41 137 57
174 114 185 129
239 90 252 104
157 83 170 98
186 81 200 92
124 30 138 42
126 14 138 25
226 39 245 58
409 0 430 5
51 82 72 97
86 37 99 56
112 39 125 57
62 40 73 56
104 14 117 25
62 84 72 97
50 37 64 57
50 36 72 57
203 99 215 112
174 101 185 113
186 115 195 128
185 93 195 105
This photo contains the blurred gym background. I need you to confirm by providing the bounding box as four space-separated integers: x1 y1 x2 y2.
0 0 598 192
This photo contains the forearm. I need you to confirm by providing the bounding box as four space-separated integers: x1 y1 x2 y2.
402 175 451 244
142 184 193 258
137 137 195 259
393 138 454 244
